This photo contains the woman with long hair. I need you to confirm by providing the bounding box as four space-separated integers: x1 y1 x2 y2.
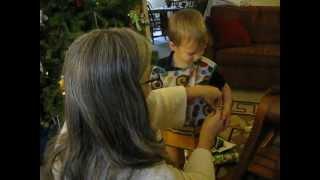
44 28 224 180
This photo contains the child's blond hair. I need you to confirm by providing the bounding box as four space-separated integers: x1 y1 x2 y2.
168 9 208 48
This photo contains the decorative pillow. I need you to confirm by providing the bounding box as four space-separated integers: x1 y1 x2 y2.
212 16 251 48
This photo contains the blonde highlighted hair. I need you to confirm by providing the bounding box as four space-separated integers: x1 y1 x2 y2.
168 8 208 48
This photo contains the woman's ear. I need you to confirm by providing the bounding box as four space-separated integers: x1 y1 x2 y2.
169 41 177 51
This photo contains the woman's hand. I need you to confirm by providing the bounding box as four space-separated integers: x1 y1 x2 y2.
197 109 224 150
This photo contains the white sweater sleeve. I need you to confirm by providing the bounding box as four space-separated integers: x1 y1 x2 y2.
147 86 187 130
183 148 215 179
139 148 215 180
58 86 187 135
165 148 215 180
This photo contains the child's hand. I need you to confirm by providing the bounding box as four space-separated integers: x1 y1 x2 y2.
199 85 222 108
185 85 222 108
220 84 232 130
222 106 231 130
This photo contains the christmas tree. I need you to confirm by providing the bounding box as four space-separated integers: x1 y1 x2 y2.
40 0 146 162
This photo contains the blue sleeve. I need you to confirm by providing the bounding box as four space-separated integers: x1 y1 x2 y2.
149 66 164 90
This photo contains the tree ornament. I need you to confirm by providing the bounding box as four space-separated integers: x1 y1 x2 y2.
74 0 83 8
40 9 48 27
58 77 64 91
40 61 43 73
128 10 142 32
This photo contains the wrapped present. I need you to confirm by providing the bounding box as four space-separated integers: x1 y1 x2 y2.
211 137 239 165
213 149 239 165
212 136 236 153
215 136 224 149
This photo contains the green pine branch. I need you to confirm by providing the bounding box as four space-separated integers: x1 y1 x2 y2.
40 0 141 128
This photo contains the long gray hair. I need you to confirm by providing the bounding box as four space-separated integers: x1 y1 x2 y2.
44 28 164 180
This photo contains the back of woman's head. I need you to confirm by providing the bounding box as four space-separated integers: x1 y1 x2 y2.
46 28 163 180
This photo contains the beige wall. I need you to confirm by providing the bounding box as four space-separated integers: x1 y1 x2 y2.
204 0 279 17
206 0 279 7
247 0 280 6
148 0 167 8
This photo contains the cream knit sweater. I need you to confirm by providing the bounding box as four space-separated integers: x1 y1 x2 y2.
55 86 215 180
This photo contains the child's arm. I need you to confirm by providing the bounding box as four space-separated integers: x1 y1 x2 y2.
221 83 232 128
207 65 232 128
185 85 222 108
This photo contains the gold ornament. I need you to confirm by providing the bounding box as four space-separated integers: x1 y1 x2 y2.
58 79 64 91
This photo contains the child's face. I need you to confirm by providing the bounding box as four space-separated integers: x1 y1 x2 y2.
170 40 206 64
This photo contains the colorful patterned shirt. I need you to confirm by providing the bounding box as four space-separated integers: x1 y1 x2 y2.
150 52 226 131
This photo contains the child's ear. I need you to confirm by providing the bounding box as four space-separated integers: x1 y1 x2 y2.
169 41 177 51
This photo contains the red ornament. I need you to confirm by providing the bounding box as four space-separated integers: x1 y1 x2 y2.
74 0 83 8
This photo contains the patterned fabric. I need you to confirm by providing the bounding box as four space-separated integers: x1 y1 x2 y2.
150 52 225 130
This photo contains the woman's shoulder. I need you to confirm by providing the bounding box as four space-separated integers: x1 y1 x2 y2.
131 161 177 180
